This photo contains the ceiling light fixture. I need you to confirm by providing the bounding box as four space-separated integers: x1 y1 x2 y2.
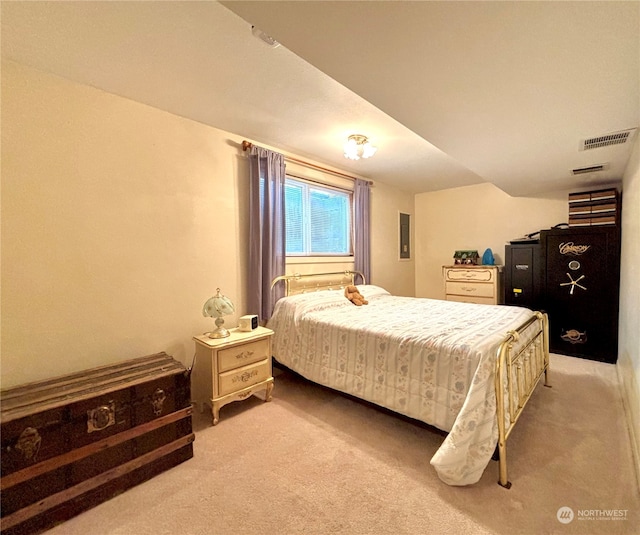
343 134 377 160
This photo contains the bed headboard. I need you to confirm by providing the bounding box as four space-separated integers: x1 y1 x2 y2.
270 271 366 296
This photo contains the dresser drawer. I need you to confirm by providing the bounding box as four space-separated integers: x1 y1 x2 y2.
446 281 495 298
444 267 496 283
218 338 269 373
218 359 271 396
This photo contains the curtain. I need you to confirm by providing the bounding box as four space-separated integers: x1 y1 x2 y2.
248 145 286 322
353 179 371 284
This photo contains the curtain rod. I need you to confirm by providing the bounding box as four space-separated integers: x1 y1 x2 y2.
241 140 372 185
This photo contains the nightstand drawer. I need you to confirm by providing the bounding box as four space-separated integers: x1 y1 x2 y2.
218 339 269 373
218 359 271 396
446 281 495 298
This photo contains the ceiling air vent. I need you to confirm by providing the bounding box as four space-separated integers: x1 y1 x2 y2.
580 128 636 151
572 164 606 175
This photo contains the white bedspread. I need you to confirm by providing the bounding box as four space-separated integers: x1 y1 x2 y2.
267 285 536 486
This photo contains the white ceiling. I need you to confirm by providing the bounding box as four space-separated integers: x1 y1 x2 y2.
2 1 638 197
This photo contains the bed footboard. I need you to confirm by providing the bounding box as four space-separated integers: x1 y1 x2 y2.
494 311 550 488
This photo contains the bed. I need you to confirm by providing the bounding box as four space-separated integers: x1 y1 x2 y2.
267 271 550 488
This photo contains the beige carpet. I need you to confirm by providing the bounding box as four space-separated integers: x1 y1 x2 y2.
44 354 639 535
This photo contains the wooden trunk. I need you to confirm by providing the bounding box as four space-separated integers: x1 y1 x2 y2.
0 353 194 535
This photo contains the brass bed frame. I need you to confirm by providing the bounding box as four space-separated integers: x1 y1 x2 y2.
271 270 550 488
271 270 367 294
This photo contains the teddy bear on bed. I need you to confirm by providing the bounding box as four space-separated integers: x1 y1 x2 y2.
344 285 368 306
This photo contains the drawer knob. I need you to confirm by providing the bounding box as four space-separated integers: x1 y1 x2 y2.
87 402 116 433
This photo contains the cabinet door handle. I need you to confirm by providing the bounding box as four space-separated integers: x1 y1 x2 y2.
559 273 587 295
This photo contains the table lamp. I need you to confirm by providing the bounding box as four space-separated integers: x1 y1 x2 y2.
202 288 235 338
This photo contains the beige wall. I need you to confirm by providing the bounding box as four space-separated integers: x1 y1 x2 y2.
1 60 247 387
618 133 640 484
371 181 415 297
0 61 412 388
414 182 569 299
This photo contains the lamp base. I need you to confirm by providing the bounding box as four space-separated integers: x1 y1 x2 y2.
208 326 230 339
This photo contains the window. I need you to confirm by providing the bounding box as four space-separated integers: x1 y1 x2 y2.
284 177 352 256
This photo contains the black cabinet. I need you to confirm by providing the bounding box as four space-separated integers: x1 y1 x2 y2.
540 227 620 363
504 243 542 310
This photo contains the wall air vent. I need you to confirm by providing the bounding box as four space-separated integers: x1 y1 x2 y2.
580 128 636 151
572 164 606 175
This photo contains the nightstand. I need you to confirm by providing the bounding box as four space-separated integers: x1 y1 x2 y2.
443 265 503 305
192 326 274 425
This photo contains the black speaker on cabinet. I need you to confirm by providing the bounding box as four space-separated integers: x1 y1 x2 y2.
540 226 620 363
504 243 542 310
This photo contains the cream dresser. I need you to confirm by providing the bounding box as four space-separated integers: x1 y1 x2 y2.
443 265 503 305
192 326 274 425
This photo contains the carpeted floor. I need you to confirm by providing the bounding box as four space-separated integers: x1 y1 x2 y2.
43 354 639 535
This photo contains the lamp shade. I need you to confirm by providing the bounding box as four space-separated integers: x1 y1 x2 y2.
203 288 235 338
